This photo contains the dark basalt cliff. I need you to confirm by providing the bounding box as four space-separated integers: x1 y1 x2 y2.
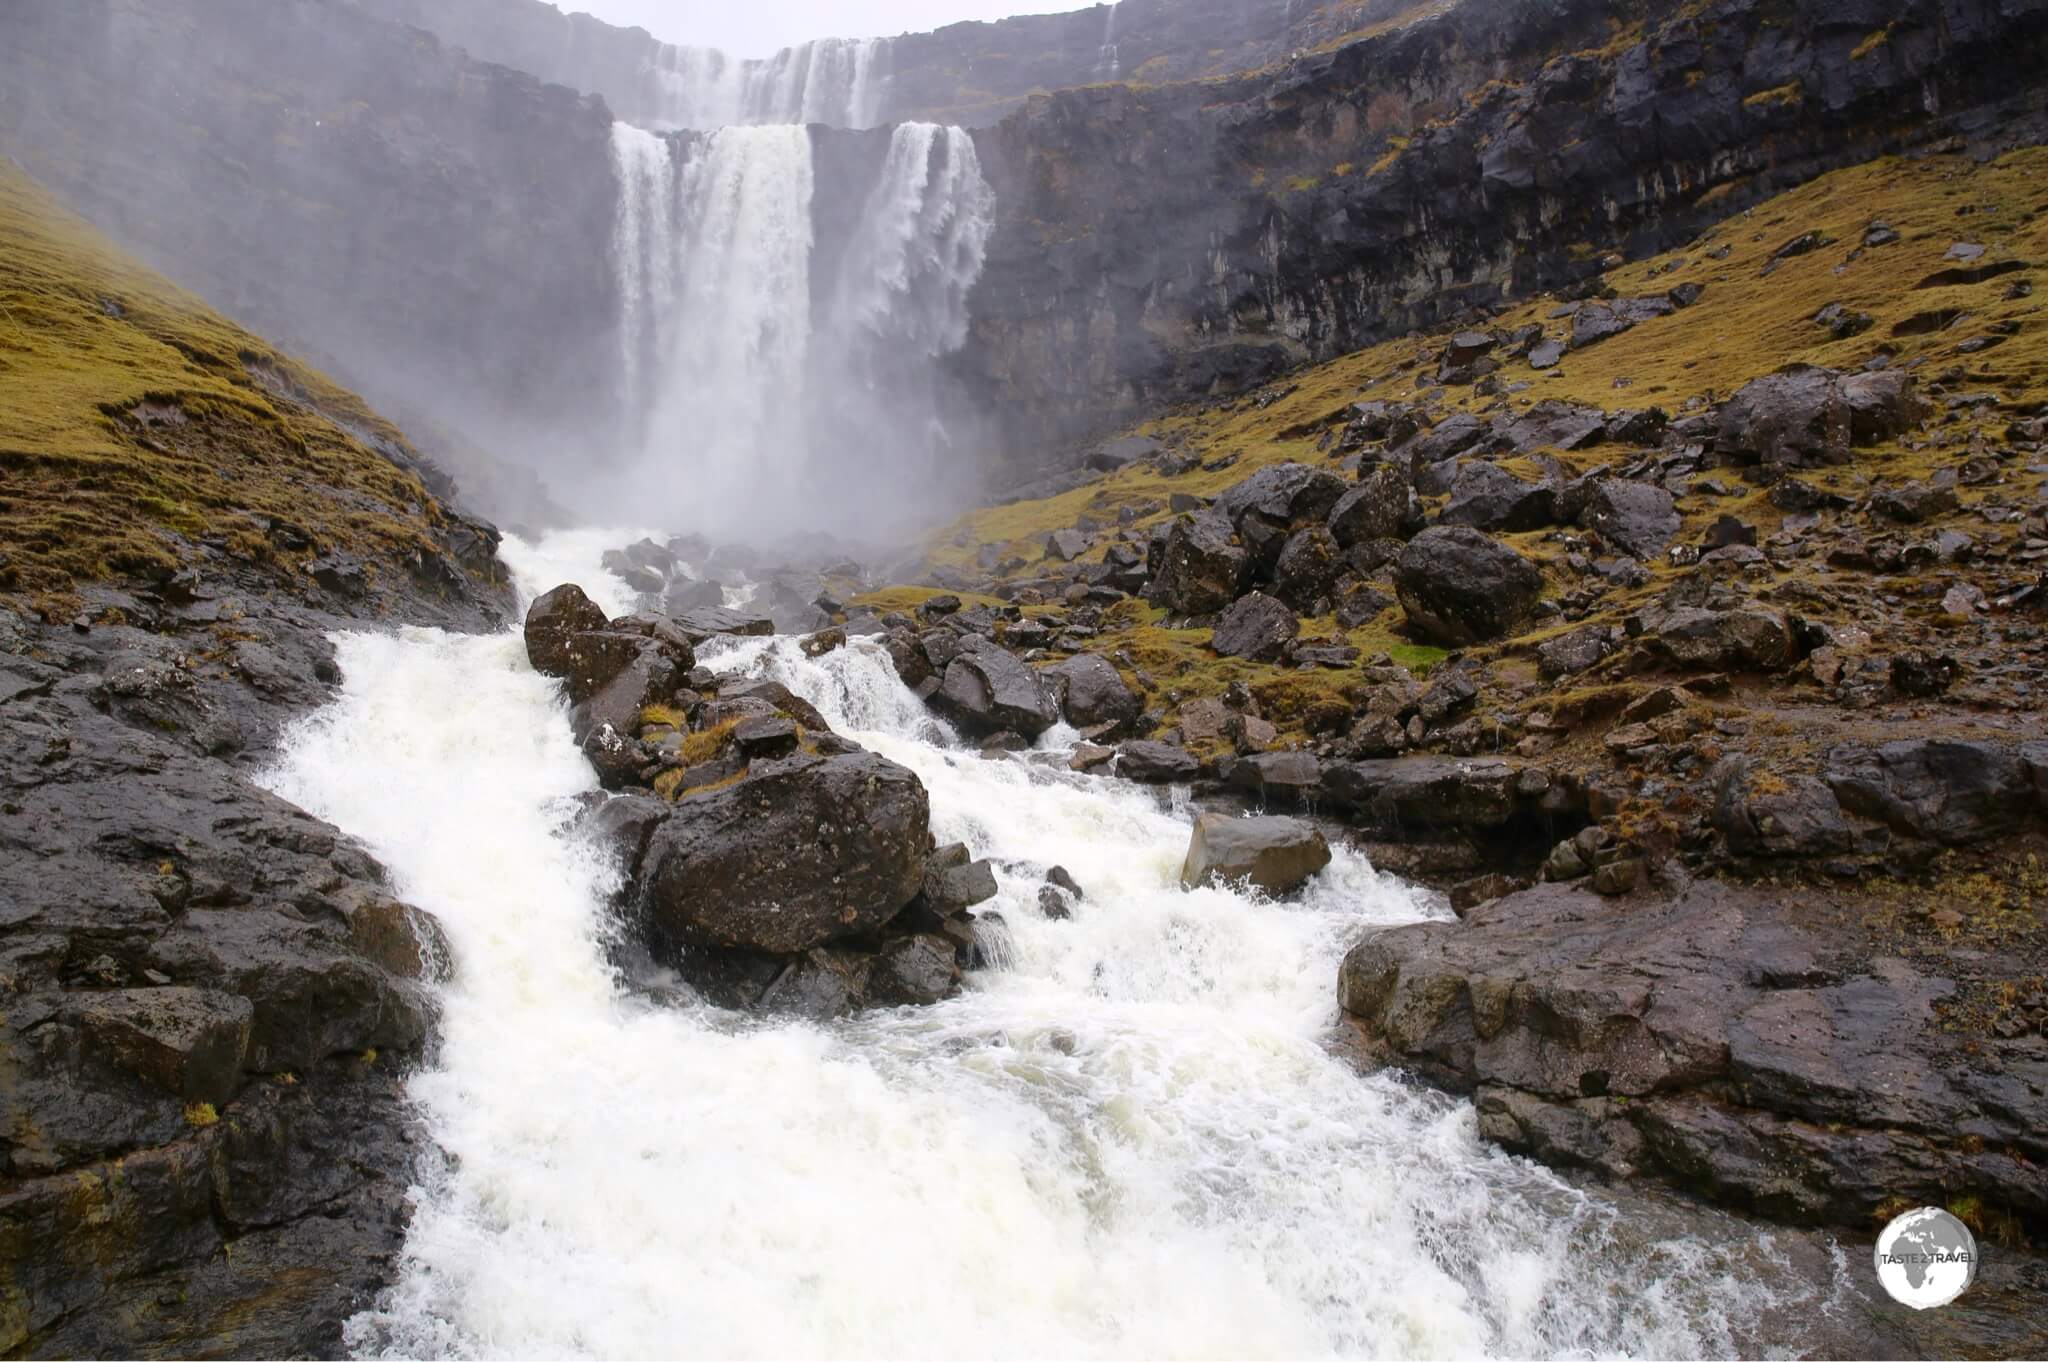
341 0 1420 129
962 0 2048 477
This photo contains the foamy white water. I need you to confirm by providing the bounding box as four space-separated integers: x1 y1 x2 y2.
262 532 1823 1360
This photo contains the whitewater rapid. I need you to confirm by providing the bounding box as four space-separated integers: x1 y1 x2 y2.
262 532 1826 1360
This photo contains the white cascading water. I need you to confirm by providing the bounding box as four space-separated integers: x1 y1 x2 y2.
828 123 995 357
605 118 994 528
263 532 1842 1360
1096 2 1122 79
645 37 891 132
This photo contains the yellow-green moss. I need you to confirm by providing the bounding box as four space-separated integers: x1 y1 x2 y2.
0 162 458 595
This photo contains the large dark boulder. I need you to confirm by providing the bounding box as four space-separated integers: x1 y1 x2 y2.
1438 463 1556 532
1327 466 1415 547
1039 653 1139 729
524 584 612 684
1179 813 1331 895
1644 607 1795 673
1838 369 1927 444
1216 461 1348 529
1269 526 1344 610
640 750 930 955
1578 478 1679 559
1210 592 1298 661
933 641 1059 737
1152 508 1248 614
1337 881 2048 1229
1823 740 2041 847
1116 741 1200 783
1324 757 1522 829
1717 366 1851 473
1712 757 1852 859
1394 528 1543 645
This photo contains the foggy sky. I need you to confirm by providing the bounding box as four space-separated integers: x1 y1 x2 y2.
568 0 1099 57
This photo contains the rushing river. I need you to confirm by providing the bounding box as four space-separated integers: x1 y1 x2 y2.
260 531 1837 1359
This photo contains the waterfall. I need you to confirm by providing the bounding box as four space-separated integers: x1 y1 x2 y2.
826 124 994 373
643 123 816 510
609 124 677 416
604 119 994 531
1096 2 1122 79
645 37 892 131
263 530 1842 1360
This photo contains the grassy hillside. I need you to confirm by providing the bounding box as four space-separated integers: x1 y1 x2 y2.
871 145 2047 748
0 159 475 604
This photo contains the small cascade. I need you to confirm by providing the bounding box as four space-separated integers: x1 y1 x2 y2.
644 36 892 131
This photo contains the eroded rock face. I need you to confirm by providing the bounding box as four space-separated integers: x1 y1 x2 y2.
640 750 931 956
0 562 497 1357
1394 527 1543 645
1337 881 2048 1228
1180 812 1331 895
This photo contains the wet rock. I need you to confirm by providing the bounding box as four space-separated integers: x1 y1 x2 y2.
1226 750 1323 806
1578 479 1679 559
1438 463 1555 533
639 750 930 955
1712 757 1852 859
1717 365 1850 473
868 935 962 1006
1569 296 1673 349
1116 740 1200 784
1394 528 1543 645
1152 509 1249 614
671 606 775 641
1334 581 1394 629
1869 480 1959 524
1889 650 1959 698
1492 400 1608 454
933 642 1059 737
1270 527 1344 610
1537 625 1611 679
1216 462 1348 532
923 855 999 912
1823 740 2040 847
1337 880 2046 1228
1210 592 1298 661
1045 528 1090 562
1039 653 1139 730
1179 812 1330 895
1644 606 1794 673
1324 757 1521 829
1327 465 1416 547
523 583 611 678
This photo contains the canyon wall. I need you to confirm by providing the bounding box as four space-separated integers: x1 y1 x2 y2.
961 0 2048 477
